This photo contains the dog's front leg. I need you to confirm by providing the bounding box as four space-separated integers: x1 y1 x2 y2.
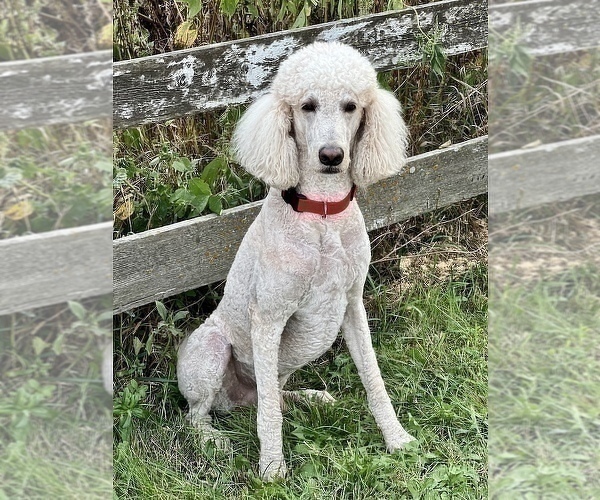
342 293 415 451
251 319 288 481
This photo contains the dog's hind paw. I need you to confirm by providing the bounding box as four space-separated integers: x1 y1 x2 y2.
282 389 336 405
305 389 336 404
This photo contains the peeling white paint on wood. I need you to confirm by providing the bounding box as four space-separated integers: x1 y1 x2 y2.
244 37 298 88
166 55 197 97
317 22 370 42
113 0 487 128
0 50 111 130
489 0 600 56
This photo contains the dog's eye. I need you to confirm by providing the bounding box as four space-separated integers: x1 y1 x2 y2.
344 102 357 113
301 102 317 112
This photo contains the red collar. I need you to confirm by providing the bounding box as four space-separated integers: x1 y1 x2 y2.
282 185 356 218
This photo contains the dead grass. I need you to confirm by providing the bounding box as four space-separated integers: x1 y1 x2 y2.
490 195 600 287
368 196 488 298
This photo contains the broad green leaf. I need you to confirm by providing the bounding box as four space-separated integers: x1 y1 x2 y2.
52 334 64 355
200 157 226 186
32 337 48 356
188 178 211 197
155 300 167 320
208 195 222 215
170 188 194 204
190 194 210 213
186 0 202 18
68 301 87 320
220 0 239 17
246 3 259 17
171 157 193 173
173 310 189 322
133 337 144 356
145 331 154 355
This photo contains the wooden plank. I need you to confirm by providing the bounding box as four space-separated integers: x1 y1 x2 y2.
362 136 488 232
489 0 600 56
113 136 487 312
489 135 600 215
0 50 112 131
0 222 113 315
113 0 487 128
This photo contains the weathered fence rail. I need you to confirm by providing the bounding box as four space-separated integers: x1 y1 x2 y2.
114 136 487 312
0 50 111 315
0 222 113 315
489 0 600 56
113 0 487 128
488 0 600 215
489 135 600 214
0 50 112 131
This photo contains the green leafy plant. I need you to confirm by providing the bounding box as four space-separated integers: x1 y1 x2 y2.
0 379 56 445
114 379 149 443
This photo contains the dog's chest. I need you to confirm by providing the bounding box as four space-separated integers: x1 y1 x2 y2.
278 227 367 371
310 228 359 292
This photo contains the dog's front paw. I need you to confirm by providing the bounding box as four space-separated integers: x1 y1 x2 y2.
259 456 287 481
385 430 416 452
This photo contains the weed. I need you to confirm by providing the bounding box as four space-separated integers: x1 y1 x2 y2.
114 379 150 443
489 27 600 153
0 300 112 497
489 197 600 497
0 123 112 238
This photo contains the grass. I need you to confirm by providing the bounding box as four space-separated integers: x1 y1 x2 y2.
0 418 112 499
489 270 600 498
0 299 113 499
488 198 600 498
114 260 487 498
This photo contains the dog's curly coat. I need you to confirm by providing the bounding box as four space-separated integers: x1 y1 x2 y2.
177 41 415 480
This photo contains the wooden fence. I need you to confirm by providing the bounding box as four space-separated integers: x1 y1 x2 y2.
112 0 488 313
5 0 595 317
0 50 112 315
488 0 600 214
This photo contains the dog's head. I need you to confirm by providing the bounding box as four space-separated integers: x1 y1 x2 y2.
232 42 408 190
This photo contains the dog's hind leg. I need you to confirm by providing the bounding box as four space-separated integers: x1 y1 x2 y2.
177 323 231 449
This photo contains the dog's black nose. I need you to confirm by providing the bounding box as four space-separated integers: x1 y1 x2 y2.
319 146 344 166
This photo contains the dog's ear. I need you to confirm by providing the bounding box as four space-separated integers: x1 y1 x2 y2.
351 88 408 187
232 93 299 190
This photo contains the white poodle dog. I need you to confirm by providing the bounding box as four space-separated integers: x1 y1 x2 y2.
177 41 415 480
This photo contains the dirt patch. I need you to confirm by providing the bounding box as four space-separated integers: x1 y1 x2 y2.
370 197 488 293
489 196 600 287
